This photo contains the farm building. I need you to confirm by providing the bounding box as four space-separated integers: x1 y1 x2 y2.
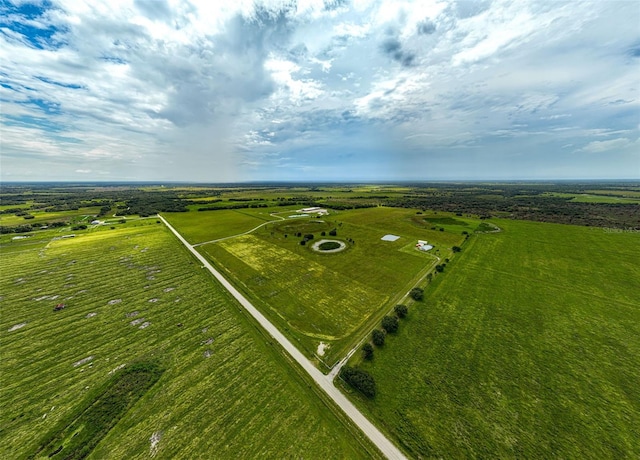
299 207 328 216
416 240 434 251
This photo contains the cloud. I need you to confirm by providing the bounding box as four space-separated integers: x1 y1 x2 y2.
1 0 639 181
579 138 636 153
417 19 436 35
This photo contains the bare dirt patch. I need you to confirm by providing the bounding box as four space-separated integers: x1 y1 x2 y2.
8 322 27 332
73 356 93 367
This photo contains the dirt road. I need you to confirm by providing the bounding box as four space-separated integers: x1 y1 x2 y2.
159 215 406 460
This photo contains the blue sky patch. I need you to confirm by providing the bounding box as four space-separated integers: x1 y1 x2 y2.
0 0 66 49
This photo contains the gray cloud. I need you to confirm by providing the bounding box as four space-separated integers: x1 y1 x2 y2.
417 20 436 35
380 37 415 67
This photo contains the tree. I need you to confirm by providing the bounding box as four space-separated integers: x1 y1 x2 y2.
381 315 398 333
410 287 424 301
372 329 385 346
340 366 376 398
394 304 408 319
362 343 374 360
304 233 314 240
329 228 337 236
452 246 461 253
300 239 306 245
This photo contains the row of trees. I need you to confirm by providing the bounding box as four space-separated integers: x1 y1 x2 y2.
341 303 414 399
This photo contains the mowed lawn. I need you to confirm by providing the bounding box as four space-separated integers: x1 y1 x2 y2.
163 209 279 244
0 223 374 459
349 219 640 458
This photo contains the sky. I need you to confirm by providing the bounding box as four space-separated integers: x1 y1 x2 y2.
1 0 639 182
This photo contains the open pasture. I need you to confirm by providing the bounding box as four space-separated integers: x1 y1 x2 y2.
199 207 472 365
163 208 280 244
0 222 374 459
347 219 640 458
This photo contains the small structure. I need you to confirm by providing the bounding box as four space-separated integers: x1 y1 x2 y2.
298 207 328 216
91 220 101 225
381 234 400 242
54 303 66 311
416 240 433 251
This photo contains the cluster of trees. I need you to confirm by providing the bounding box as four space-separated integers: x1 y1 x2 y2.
299 233 314 245
1 220 68 234
198 203 268 211
387 184 640 228
339 366 376 399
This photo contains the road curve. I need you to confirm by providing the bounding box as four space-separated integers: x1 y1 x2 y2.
159 215 406 460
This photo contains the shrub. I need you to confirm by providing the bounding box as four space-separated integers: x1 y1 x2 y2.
372 329 385 346
394 304 408 318
410 287 424 301
362 343 374 360
381 315 399 333
340 366 376 398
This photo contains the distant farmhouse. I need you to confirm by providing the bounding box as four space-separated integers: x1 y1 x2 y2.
298 207 328 216
416 240 433 251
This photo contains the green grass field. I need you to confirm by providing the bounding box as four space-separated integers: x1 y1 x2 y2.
0 207 103 226
163 209 280 244
542 192 640 204
345 219 640 458
197 208 470 365
0 222 376 459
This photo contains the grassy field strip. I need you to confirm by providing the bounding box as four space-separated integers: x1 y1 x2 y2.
158 215 407 460
1 222 375 459
193 212 284 247
163 209 282 245
329 248 442 379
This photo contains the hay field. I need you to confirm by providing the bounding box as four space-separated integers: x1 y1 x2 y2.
0 222 374 459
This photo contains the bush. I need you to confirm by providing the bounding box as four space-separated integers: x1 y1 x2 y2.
394 304 408 318
381 315 399 333
410 287 424 301
340 366 376 398
372 329 385 346
362 343 374 360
